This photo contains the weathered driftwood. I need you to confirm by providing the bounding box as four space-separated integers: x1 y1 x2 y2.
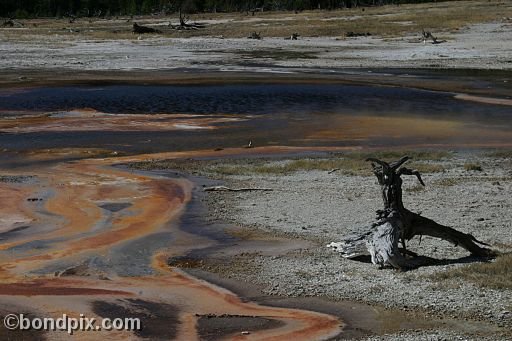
204 186 272 192
66 12 77 23
247 32 262 40
285 33 300 40
346 31 371 37
169 9 205 30
132 23 161 34
421 29 445 44
2 19 14 27
2 18 24 27
328 156 493 270
248 7 264 16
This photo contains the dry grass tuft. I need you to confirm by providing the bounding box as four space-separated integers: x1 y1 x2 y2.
210 150 450 176
435 177 460 187
432 253 512 290
486 150 512 158
1 0 510 40
464 163 483 171
405 184 425 192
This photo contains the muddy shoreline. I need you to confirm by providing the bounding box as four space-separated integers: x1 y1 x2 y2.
132 149 511 340
148 166 465 340
2 68 511 100
1 2 511 337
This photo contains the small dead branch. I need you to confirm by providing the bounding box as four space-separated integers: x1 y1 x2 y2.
248 8 264 16
1 19 14 27
346 31 371 37
328 168 340 174
285 33 299 40
132 23 161 34
2 18 24 28
204 186 272 192
66 12 77 23
422 29 446 44
248 32 262 40
170 22 205 30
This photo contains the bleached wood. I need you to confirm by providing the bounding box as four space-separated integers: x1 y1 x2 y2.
330 156 493 269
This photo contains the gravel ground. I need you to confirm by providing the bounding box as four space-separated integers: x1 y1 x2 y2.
1 22 511 71
200 153 512 339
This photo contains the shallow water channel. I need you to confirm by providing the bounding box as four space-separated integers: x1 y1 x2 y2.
0 82 510 153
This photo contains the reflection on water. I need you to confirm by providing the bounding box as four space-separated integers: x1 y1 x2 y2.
0 83 510 153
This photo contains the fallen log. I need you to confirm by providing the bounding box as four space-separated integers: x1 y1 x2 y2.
2 19 14 27
169 9 205 30
346 31 371 37
2 18 23 27
132 22 161 34
328 156 494 270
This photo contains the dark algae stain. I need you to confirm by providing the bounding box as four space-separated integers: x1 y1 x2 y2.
92 299 179 340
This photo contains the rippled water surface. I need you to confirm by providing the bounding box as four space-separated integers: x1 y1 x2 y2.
0 83 510 153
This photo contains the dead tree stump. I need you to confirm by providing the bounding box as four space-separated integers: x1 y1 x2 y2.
285 33 299 40
247 32 262 40
169 9 205 31
132 23 161 34
329 156 493 270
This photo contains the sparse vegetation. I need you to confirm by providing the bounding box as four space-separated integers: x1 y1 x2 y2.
486 150 512 158
436 177 460 187
209 151 450 175
131 150 451 176
464 163 483 172
432 253 512 290
405 184 425 192
409 163 445 173
342 150 452 161
1 1 510 40
294 270 315 280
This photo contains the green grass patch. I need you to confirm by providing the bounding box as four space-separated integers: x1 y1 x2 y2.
431 253 512 290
